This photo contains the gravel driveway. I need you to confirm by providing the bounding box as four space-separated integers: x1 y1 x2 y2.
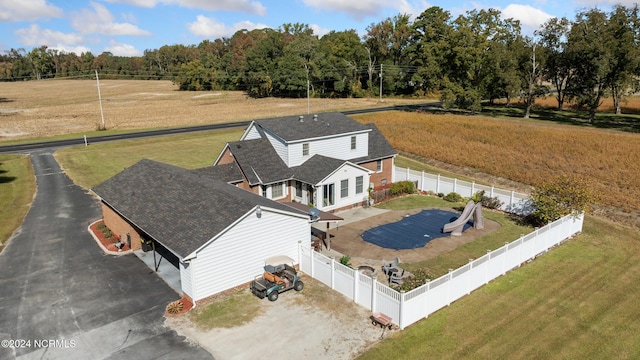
166 275 386 360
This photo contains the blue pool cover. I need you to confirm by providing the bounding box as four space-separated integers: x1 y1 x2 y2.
361 209 471 250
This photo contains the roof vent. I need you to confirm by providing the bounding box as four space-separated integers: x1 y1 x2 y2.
299 115 304 122
313 114 318 121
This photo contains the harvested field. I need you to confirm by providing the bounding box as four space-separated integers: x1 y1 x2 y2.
353 111 640 226
0 80 431 140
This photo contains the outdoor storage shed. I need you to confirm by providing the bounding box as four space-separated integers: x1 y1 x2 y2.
92 159 311 302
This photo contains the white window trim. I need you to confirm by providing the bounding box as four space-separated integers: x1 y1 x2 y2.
340 179 349 198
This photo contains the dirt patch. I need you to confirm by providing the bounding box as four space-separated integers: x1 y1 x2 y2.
328 208 500 266
165 277 384 359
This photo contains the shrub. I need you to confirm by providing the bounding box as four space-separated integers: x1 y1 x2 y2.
528 175 598 226
472 190 504 209
395 268 434 292
339 255 352 267
443 192 464 203
389 180 415 196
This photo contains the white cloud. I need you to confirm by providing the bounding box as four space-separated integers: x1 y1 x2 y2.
0 0 63 22
310 24 331 37
104 41 142 56
71 2 151 36
105 0 267 15
53 45 93 55
187 15 268 38
15 24 83 47
502 4 553 32
302 0 426 20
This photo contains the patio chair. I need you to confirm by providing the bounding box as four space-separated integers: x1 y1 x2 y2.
382 257 399 275
389 268 405 285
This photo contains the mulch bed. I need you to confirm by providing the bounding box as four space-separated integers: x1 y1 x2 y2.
165 297 193 317
90 220 131 253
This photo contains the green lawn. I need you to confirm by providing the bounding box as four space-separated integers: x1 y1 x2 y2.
55 128 243 189
358 215 640 359
0 154 35 250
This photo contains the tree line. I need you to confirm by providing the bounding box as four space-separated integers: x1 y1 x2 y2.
1 6 639 121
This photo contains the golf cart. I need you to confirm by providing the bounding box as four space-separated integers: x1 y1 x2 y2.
250 255 304 301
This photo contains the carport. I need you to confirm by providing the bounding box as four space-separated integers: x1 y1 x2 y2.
134 239 182 295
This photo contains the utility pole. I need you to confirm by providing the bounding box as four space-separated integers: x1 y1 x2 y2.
95 70 105 130
379 64 383 102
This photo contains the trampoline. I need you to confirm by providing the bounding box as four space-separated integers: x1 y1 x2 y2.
361 209 472 250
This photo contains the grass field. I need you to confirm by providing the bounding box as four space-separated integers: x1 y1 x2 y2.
0 154 35 251
0 79 430 141
55 128 244 189
358 215 640 359
353 111 640 225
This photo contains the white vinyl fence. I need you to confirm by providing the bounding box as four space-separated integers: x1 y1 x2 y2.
299 213 583 330
394 166 532 215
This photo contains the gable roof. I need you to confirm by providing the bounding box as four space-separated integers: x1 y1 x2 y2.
92 159 306 259
251 112 371 142
226 138 293 185
292 155 369 184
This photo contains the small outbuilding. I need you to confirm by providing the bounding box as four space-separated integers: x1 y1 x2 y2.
92 159 312 302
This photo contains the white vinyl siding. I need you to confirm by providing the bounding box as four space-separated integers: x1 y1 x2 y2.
316 163 370 211
243 124 263 140
179 261 193 298
287 132 369 167
264 130 288 165
189 208 309 301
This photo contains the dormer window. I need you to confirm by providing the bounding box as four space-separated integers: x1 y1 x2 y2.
303 143 309 156
351 136 356 150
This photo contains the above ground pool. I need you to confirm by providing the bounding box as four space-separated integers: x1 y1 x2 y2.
361 209 471 250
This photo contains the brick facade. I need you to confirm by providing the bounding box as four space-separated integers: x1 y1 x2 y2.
359 157 394 189
102 203 144 251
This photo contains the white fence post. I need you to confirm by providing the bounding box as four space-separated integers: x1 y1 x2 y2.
353 272 359 302
330 257 335 289
471 182 475 196
310 248 315 277
421 170 425 192
371 278 377 311
399 293 405 330
436 174 441 194
453 178 457 193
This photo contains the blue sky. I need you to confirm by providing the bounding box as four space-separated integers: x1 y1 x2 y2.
0 0 632 56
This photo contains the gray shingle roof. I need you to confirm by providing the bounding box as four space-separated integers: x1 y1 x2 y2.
92 159 305 259
226 138 293 185
292 155 349 184
254 112 370 142
191 163 243 183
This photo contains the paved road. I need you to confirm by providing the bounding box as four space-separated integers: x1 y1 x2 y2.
0 151 212 360
0 103 440 154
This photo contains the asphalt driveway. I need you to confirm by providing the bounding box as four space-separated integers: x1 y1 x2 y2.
0 150 211 360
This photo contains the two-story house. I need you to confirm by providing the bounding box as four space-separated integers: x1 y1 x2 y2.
210 112 397 212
